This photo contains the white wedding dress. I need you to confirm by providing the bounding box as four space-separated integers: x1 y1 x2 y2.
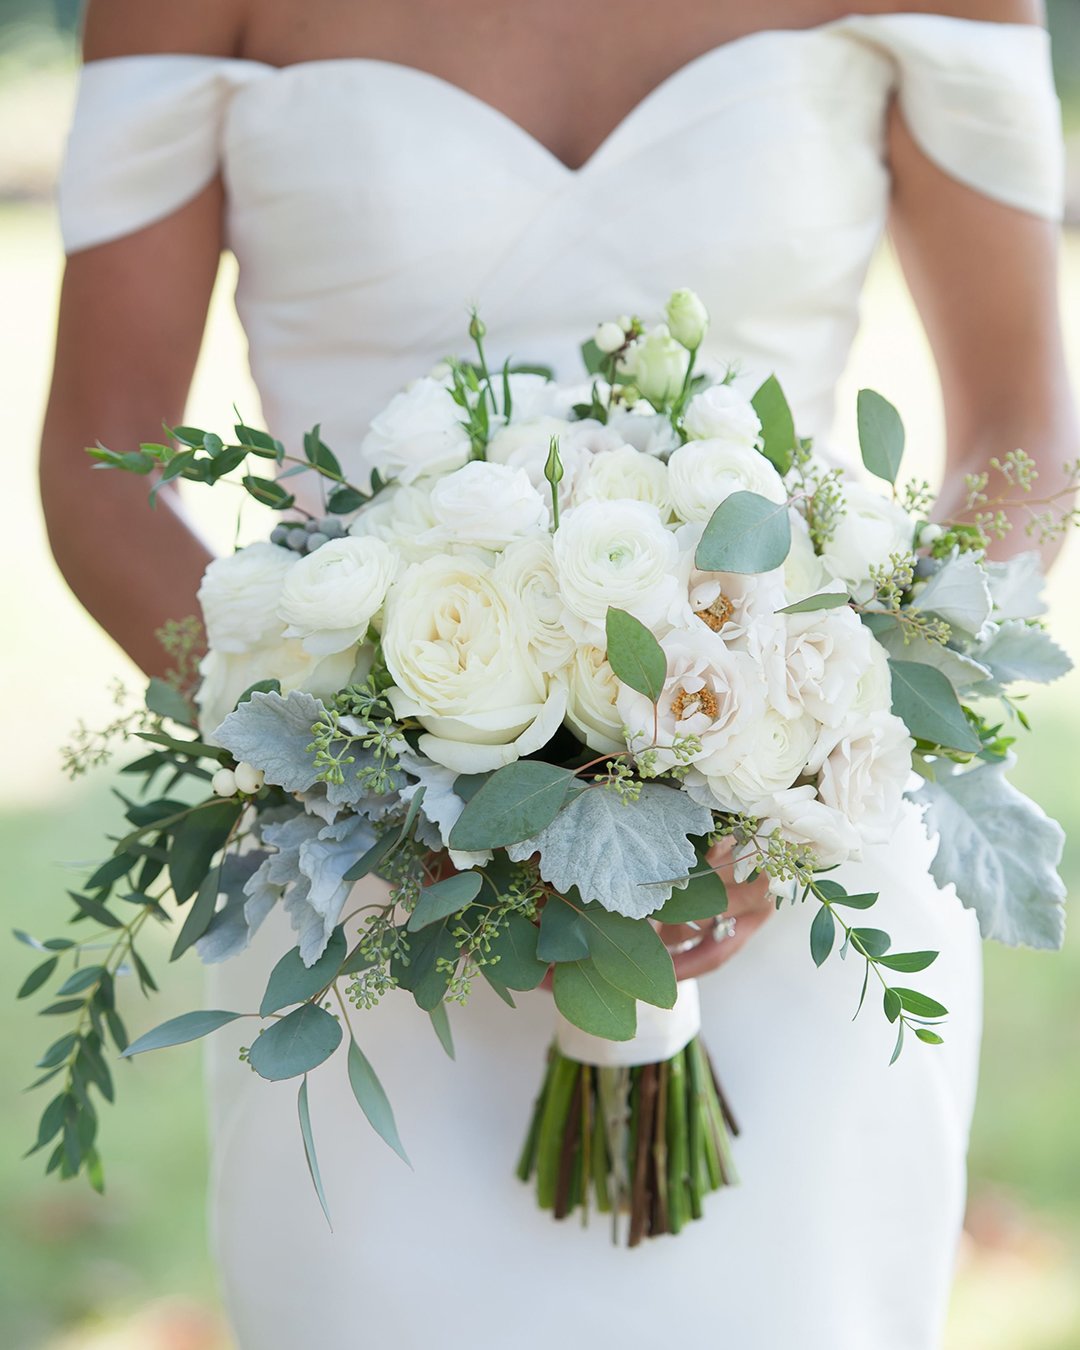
59 15 1064 1349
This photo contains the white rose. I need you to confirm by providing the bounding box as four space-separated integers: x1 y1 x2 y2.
822 481 914 599
691 705 819 813
606 405 681 458
564 646 625 754
382 555 566 773
487 416 586 505
617 324 690 408
667 440 787 523
426 460 548 550
757 785 862 868
573 444 673 519
812 711 914 846
360 377 471 485
197 641 361 740
665 288 709 350
783 513 834 600
349 483 440 565
197 542 294 653
553 499 680 644
278 536 397 656
617 626 765 777
496 534 576 674
768 604 878 729
682 384 761 446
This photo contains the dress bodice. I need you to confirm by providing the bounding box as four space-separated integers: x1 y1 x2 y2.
58 14 1064 486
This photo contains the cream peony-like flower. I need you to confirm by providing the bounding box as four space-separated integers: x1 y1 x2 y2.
812 711 914 846
564 645 626 755
821 480 914 599
675 521 788 642
553 499 681 644
496 534 576 674
691 704 819 813
381 555 565 773
617 324 690 408
767 604 880 729
572 444 673 519
426 460 549 550
682 383 761 446
278 536 397 656
666 439 787 524
349 483 440 565
359 377 471 485
757 785 863 868
197 542 294 653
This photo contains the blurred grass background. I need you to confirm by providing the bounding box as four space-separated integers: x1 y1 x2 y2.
2 4 1080 1348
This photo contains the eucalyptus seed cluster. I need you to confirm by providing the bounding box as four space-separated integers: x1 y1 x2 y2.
270 514 350 555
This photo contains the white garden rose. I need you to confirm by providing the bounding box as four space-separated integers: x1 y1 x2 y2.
564 645 625 755
553 499 680 644
691 705 819 813
767 604 879 729
278 536 397 656
381 555 566 773
812 711 914 846
196 641 362 741
757 785 862 867
617 324 690 407
667 439 787 523
197 542 294 653
665 288 709 350
496 534 576 674
426 460 549 550
573 444 673 519
617 626 764 777
675 521 787 642
682 383 761 446
821 481 914 599
349 483 440 564
360 377 471 485
783 513 834 600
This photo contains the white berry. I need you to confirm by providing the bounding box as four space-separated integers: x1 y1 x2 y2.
919 522 944 545
211 767 238 797
594 321 626 355
233 762 265 795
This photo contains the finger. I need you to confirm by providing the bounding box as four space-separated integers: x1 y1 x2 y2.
671 907 772 980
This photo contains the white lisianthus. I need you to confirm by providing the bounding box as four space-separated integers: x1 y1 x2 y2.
768 604 878 728
617 324 690 408
682 384 761 446
691 705 819 813
360 377 471 485
758 786 862 867
564 645 625 755
822 481 914 599
197 542 294 653
783 513 834 601
278 536 397 656
667 440 787 523
381 555 565 773
426 460 549 550
665 288 709 350
196 642 362 741
349 483 440 565
573 444 673 519
496 534 576 674
553 499 680 644
812 711 915 846
617 627 765 777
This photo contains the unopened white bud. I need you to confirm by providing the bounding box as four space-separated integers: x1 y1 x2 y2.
594 321 625 355
919 522 944 546
665 288 709 350
211 767 238 797
233 762 265 795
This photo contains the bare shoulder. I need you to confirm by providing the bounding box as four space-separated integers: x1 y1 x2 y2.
867 0 1045 23
81 0 249 62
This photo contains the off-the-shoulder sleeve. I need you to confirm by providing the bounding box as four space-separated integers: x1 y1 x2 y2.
842 14 1065 221
58 55 265 253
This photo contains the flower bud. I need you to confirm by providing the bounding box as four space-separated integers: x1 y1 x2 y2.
468 312 487 341
594 321 626 355
233 761 265 794
211 767 238 797
918 522 944 546
665 288 709 350
616 325 690 410
544 436 565 486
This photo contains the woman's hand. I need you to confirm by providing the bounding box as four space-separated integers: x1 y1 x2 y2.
658 837 773 981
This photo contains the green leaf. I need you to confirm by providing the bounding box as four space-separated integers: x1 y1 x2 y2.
234 424 284 458
857 388 905 484
56 965 105 997
448 761 578 851
408 872 483 932
890 1020 906 1065
777 592 850 615
482 969 517 1007
850 927 891 958
915 1028 944 1045
18 956 58 999
652 843 727 923
327 485 368 514
169 424 207 447
343 831 399 882
893 987 948 1020
576 905 676 1008
392 923 458 1011
168 800 242 904
877 951 938 973
889 660 980 753
170 870 221 962
883 988 902 1023
604 607 666 702
429 1003 455 1060
248 1004 343 1081
303 424 342 477
259 928 348 1017
484 912 548 990
297 1077 332 1229
122 1009 243 1056
552 961 637 1040
242 474 295 510
27 1094 69 1156
86 852 133 893
814 881 878 910
751 374 796 475
695 490 792 575
37 1033 78 1069
537 895 591 963
580 337 608 376
347 1039 410 1165
145 677 195 727
810 906 835 967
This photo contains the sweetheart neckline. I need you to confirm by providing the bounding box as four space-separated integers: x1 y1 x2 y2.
81 12 1044 177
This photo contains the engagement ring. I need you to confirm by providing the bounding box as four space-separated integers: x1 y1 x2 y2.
712 915 737 944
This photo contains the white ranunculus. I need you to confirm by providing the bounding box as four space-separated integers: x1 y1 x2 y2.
822 481 914 599
553 499 680 644
691 705 819 813
498 372 574 424
381 555 564 773
426 460 549 550
606 406 681 458
783 513 834 601
573 444 673 519
349 483 440 565
768 604 877 728
197 542 294 653
360 377 471 485
564 645 625 755
486 416 586 505
496 534 576 674
278 536 397 656
665 288 709 350
617 626 765 777
197 641 361 741
617 324 690 408
812 711 914 846
682 383 761 446
667 439 788 523
758 785 862 867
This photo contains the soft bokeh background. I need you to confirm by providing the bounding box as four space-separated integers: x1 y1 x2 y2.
3 4 1080 1347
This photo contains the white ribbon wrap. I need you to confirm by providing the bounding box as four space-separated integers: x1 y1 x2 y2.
554 979 701 1067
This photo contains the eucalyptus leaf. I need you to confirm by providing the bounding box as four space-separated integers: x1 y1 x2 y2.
877 951 938 973
408 872 483 931
18 956 58 999
810 906 835 967
428 1003 455 1060
889 659 980 752
696 491 792 575
168 800 242 905
777 592 850 615
260 926 347 1016
145 677 195 727
347 1039 410 1165
297 1078 332 1229
448 761 578 851
248 1003 343 1081
576 905 676 1009
893 987 947 1020
857 388 904 484
170 870 221 961
303 424 342 477
605 607 666 702
537 895 591 963
751 374 796 476
552 961 637 1041
485 912 548 990
850 927 891 958
122 1009 244 1057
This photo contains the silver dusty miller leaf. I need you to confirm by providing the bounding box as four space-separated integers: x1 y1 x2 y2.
214 690 324 792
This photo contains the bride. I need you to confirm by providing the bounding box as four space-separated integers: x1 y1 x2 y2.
41 1 1075 1346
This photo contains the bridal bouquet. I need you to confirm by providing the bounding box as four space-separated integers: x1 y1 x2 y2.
21 291 1073 1244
